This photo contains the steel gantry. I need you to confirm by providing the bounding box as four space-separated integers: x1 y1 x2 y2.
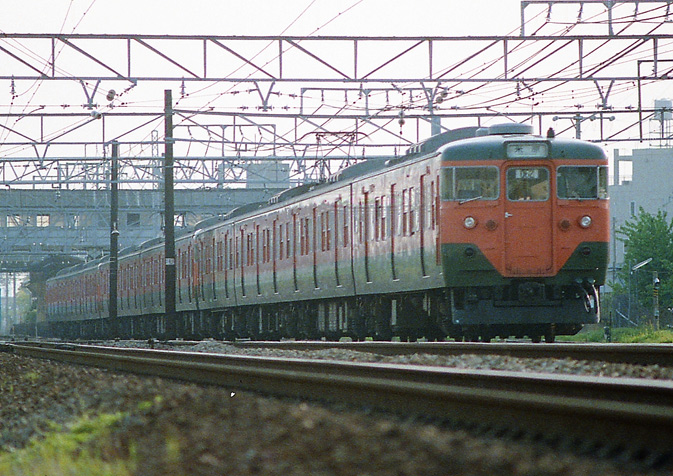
2 31 673 183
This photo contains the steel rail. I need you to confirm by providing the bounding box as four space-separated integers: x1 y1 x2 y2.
230 340 673 367
5 342 673 464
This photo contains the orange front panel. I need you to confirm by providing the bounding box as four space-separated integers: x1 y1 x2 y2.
440 158 609 279
503 199 553 275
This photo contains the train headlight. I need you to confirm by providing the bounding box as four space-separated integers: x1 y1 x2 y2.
464 216 477 229
578 215 592 228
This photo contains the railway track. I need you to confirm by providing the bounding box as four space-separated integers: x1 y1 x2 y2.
12 337 673 367
221 339 673 367
4 341 673 468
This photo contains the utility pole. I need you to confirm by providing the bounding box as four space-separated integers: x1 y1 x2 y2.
109 141 119 337
164 90 177 339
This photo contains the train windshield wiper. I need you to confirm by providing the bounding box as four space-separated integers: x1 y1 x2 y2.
459 195 482 205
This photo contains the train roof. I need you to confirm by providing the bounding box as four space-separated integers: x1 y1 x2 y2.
225 201 266 220
140 237 163 249
53 255 109 277
194 214 226 231
119 244 140 257
439 123 606 161
403 126 480 158
268 182 321 205
328 158 388 183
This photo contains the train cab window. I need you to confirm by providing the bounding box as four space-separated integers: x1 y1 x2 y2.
507 167 549 201
557 166 608 200
441 167 499 201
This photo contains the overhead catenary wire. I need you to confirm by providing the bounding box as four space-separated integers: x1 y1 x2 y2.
0 2 672 180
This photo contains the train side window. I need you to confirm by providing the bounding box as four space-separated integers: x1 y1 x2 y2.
402 189 408 235
287 222 292 257
326 210 332 250
380 196 386 240
507 167 549 201
321 211 330 251
598 166 608 199
217 239 224 272
441 167 499 201
374 198 381 241
343 205 350 247
279 224 284 260
557 165 608 200
333 202 339 249
358 200 364 243
409 187 416 234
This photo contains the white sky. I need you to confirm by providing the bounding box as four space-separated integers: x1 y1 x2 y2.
1 1 523 37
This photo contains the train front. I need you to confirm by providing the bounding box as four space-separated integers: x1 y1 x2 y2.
438 123 609 341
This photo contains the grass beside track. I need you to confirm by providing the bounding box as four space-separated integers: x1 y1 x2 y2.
560 326 673 343
0 409 142 475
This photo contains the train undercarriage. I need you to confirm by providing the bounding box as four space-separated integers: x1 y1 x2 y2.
39 282 599 344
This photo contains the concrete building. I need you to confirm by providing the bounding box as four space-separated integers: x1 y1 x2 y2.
608 146 673 326
609 147 673 274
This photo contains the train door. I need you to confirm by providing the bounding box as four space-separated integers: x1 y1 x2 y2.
255 224 261 295
192 242 200 304
292 213 298 291
312 207 318 289
212 236 217 300
420 173 430 277
272 218 278 294
390 184 397 280
238 228 245 297
224 231 230 299
504 165 553 275
334 200 340 286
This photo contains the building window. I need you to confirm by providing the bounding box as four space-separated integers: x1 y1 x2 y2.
7 214 21 227
127 213 141 227
36 214 50 227
630 201 637 216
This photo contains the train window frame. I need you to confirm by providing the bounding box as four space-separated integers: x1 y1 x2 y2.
506 167 550 201
557 165 609 200
440 166 500 201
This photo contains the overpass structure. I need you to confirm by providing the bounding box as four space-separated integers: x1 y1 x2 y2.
0 186 286 272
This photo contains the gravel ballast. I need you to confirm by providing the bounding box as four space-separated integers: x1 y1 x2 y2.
0 344 670 475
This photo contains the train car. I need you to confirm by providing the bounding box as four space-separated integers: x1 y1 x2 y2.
438 123 608 342
43 123 608 342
